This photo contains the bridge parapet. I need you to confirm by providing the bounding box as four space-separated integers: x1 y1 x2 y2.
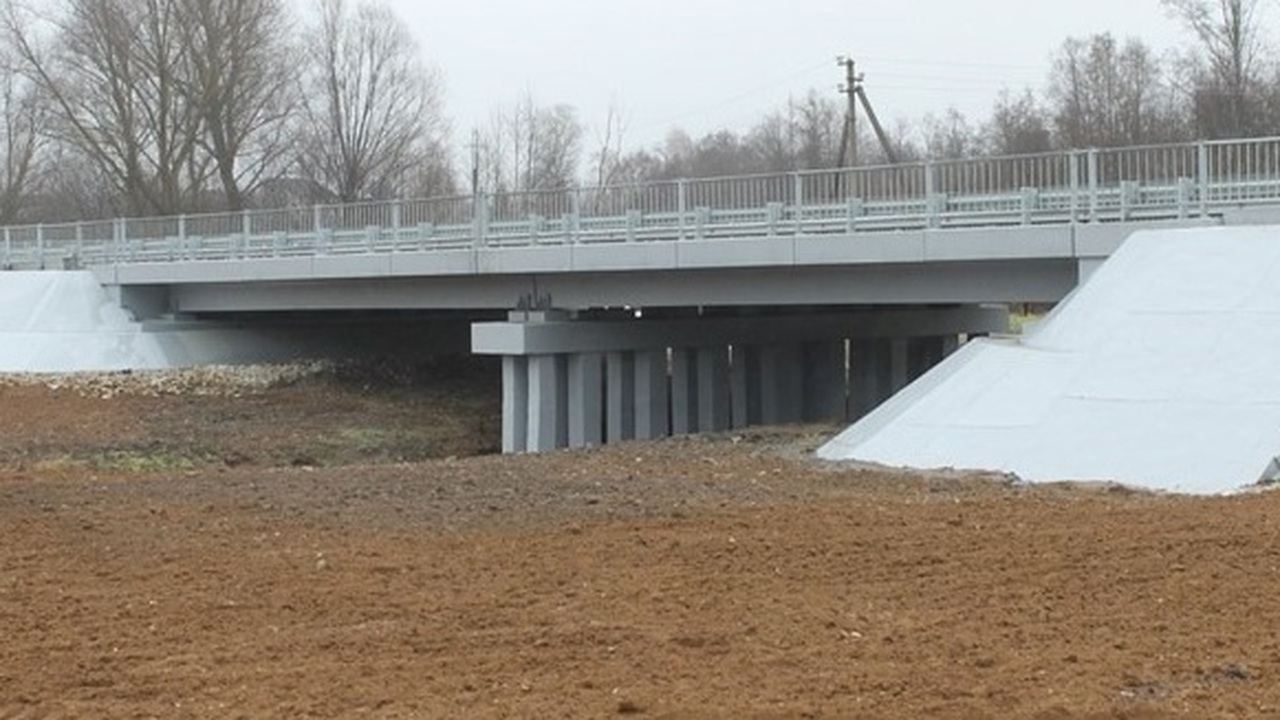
5 137 1280 272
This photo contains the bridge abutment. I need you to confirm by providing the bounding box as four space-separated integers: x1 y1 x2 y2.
474 307 1007 453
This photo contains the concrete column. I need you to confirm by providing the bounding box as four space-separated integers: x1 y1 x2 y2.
907 337 946 383
730 344 762 429
942 333 961 357
568 352 604 448
759 344 803 425
526 354 567 452
502 355 529 453
606 351 635 443
670 347 698 435
776 344 804 424
889 338 910 394
848 339 875 420
634 349 670 440
872 339 895 407
803 340 847 422
854 338 898 413
696 346 730 433
906 338 925 385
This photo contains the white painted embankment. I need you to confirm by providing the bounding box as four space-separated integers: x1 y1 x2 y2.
819 226 1280 494
0 271 299 372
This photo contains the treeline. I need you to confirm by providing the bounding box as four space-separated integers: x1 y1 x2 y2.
598 0 1280 183
0 0 1273 224
0 0 454 222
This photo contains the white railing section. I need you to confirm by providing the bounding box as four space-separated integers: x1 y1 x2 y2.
5 137 1280 270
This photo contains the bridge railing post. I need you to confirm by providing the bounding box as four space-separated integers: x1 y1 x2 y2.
391 200 402 251
1197 140 1210 218
845 197 862 233
569 188 581 244
792 172 804 234
924 161 940 229
312 205 328 255
1087 149 1099 223
1068 151 1081 222
113 217 126 262
241 211 252 257
677 179 688 240
473 193 490 247
1020 188 1038 225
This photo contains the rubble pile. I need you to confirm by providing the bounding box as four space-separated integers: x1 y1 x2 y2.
0 361 333 399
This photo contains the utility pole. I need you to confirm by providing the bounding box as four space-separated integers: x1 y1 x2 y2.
837 56 858 169
836 56 898 168
469 128 482 196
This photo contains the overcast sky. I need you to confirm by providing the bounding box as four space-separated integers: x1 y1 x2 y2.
382 0 1197 153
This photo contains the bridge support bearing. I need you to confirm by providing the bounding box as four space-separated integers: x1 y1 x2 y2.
474 308 1007 454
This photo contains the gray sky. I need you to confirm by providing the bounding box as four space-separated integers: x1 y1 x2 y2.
384 0 1196 152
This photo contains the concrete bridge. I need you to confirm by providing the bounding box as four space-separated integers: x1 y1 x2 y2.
7 136 1280 452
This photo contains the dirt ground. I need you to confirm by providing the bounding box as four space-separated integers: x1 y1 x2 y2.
4 364 1280 719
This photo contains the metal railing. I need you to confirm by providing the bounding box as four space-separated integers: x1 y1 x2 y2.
6 136 1280 271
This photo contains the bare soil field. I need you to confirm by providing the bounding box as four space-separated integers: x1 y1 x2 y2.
3 362 1280 719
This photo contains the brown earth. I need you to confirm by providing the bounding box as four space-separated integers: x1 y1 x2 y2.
3 363 1280 719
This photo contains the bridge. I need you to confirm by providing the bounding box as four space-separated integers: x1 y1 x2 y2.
6 136 1280 452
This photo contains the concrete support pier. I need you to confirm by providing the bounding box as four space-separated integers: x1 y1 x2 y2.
605 352 635 443
474 307 1007 454
697 347 731 433
633 349 669 440
670 348 698 435
567 352 603 448
501 356 529 453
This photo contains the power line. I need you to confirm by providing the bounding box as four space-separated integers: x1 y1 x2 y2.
630 59 831 134
859 55 1049 72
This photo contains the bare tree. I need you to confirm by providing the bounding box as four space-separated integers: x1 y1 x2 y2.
0 43 44 223
588 101 627 189
747 91 843 171
177 0 297 210
296 0 451 203
5 0 214 216
1047 34 1182 148
984 89 1054 155
921 108 981 159
1162 0 1269 137
478 94 583 193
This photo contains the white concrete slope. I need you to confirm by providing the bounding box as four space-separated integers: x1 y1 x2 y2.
0 271 304 372
818 225 1280 494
